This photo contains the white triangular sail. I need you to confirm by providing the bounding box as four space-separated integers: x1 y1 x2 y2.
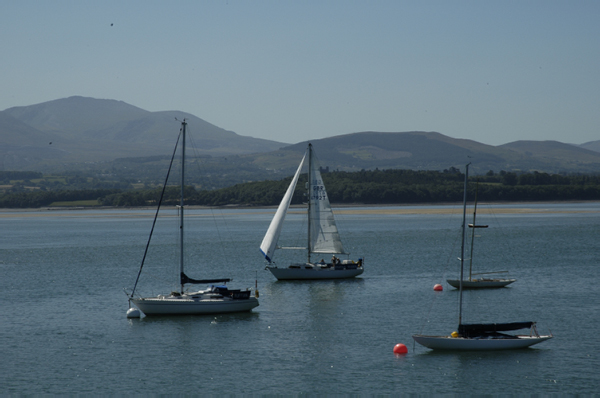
308 150 345 255
259 151 307 263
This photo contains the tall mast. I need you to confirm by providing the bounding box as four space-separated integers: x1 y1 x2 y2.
458 162 470 325
179 120 187 293
307 143 312 264
468 181 479 281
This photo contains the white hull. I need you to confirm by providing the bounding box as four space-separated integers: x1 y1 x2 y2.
413 166 553 352
260 144 364 281
132 295 259 316
128 121 259 317
412 334 552 350
447 278 516 289
267 264 364 280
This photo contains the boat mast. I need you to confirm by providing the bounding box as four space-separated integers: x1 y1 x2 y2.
468 181 479 281
307 143 312 264
179 120 187 293
458 163 470 325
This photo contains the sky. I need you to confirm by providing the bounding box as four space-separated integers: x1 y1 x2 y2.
1 0 599 146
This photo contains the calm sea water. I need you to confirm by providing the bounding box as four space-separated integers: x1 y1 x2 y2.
1 202 599 394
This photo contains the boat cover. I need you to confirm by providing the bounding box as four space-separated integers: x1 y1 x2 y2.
180 272 231 285
459 322 534 337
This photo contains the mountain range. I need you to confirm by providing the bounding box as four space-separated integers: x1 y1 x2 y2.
2 96 600 178
0 96 286 171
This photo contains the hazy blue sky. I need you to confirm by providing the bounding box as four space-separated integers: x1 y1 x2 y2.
2 0 598 146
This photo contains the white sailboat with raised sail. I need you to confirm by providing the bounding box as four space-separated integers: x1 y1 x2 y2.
412 163 552 350
127 120 259 316
447 182 516 289
260 143 364 280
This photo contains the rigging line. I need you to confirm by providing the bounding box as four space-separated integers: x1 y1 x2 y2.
439 206 463 283
292 174 309 251
220 208 237 256
209 206 230 260
416 225 462 334
417 284 444 335
183 125 235 266
130 124 183 298
184 124 210 196
186 125 204 183
481 202 519 285
418 201 469 333
292 201 308 254
185 126 234 260
484 201 541 318
484 202 512 276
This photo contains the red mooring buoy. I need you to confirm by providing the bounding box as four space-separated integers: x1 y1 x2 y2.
393 343 408 354
433 284 443 291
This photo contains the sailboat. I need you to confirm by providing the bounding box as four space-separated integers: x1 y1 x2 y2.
412 163 552 350
260 143 364 280
446 182 516 289
127 120 259 316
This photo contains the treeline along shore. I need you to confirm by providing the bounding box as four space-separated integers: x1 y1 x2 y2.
1 168 600 209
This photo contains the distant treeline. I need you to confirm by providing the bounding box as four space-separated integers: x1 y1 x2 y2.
0 189 121 208
178 169 600 206
1 169 600 208
0 171 43 181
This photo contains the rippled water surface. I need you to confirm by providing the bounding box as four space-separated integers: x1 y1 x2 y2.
1 203 599 394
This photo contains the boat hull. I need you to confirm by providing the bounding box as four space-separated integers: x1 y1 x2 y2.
131 296 259 316
412 334 552 350
267 265 364 280
446 279 516 289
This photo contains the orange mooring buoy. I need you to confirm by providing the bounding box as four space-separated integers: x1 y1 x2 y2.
393 343 408 354
433 284 443 291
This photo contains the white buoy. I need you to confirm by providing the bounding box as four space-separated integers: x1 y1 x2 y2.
126 307 141 318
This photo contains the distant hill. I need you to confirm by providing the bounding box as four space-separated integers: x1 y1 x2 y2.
580 140 600 153
246 132 600 175
1 96 286 171
499 140 600 172
2 96 600 179
0 112 63 170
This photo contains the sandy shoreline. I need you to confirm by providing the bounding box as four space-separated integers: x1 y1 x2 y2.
0 201 598 218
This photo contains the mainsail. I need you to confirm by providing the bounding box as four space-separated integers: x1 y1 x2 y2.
308 150 345 255
259 151 307 263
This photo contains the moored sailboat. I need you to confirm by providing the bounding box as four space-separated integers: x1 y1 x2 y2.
412 163 552 350
127 120 259 316
260 143 364 280
447 182 516 289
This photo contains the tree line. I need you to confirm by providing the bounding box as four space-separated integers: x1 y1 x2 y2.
0 189 121 208
1 169 599 208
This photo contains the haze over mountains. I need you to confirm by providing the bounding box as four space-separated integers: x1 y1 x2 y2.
1 96 599 178
0 96 286 171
